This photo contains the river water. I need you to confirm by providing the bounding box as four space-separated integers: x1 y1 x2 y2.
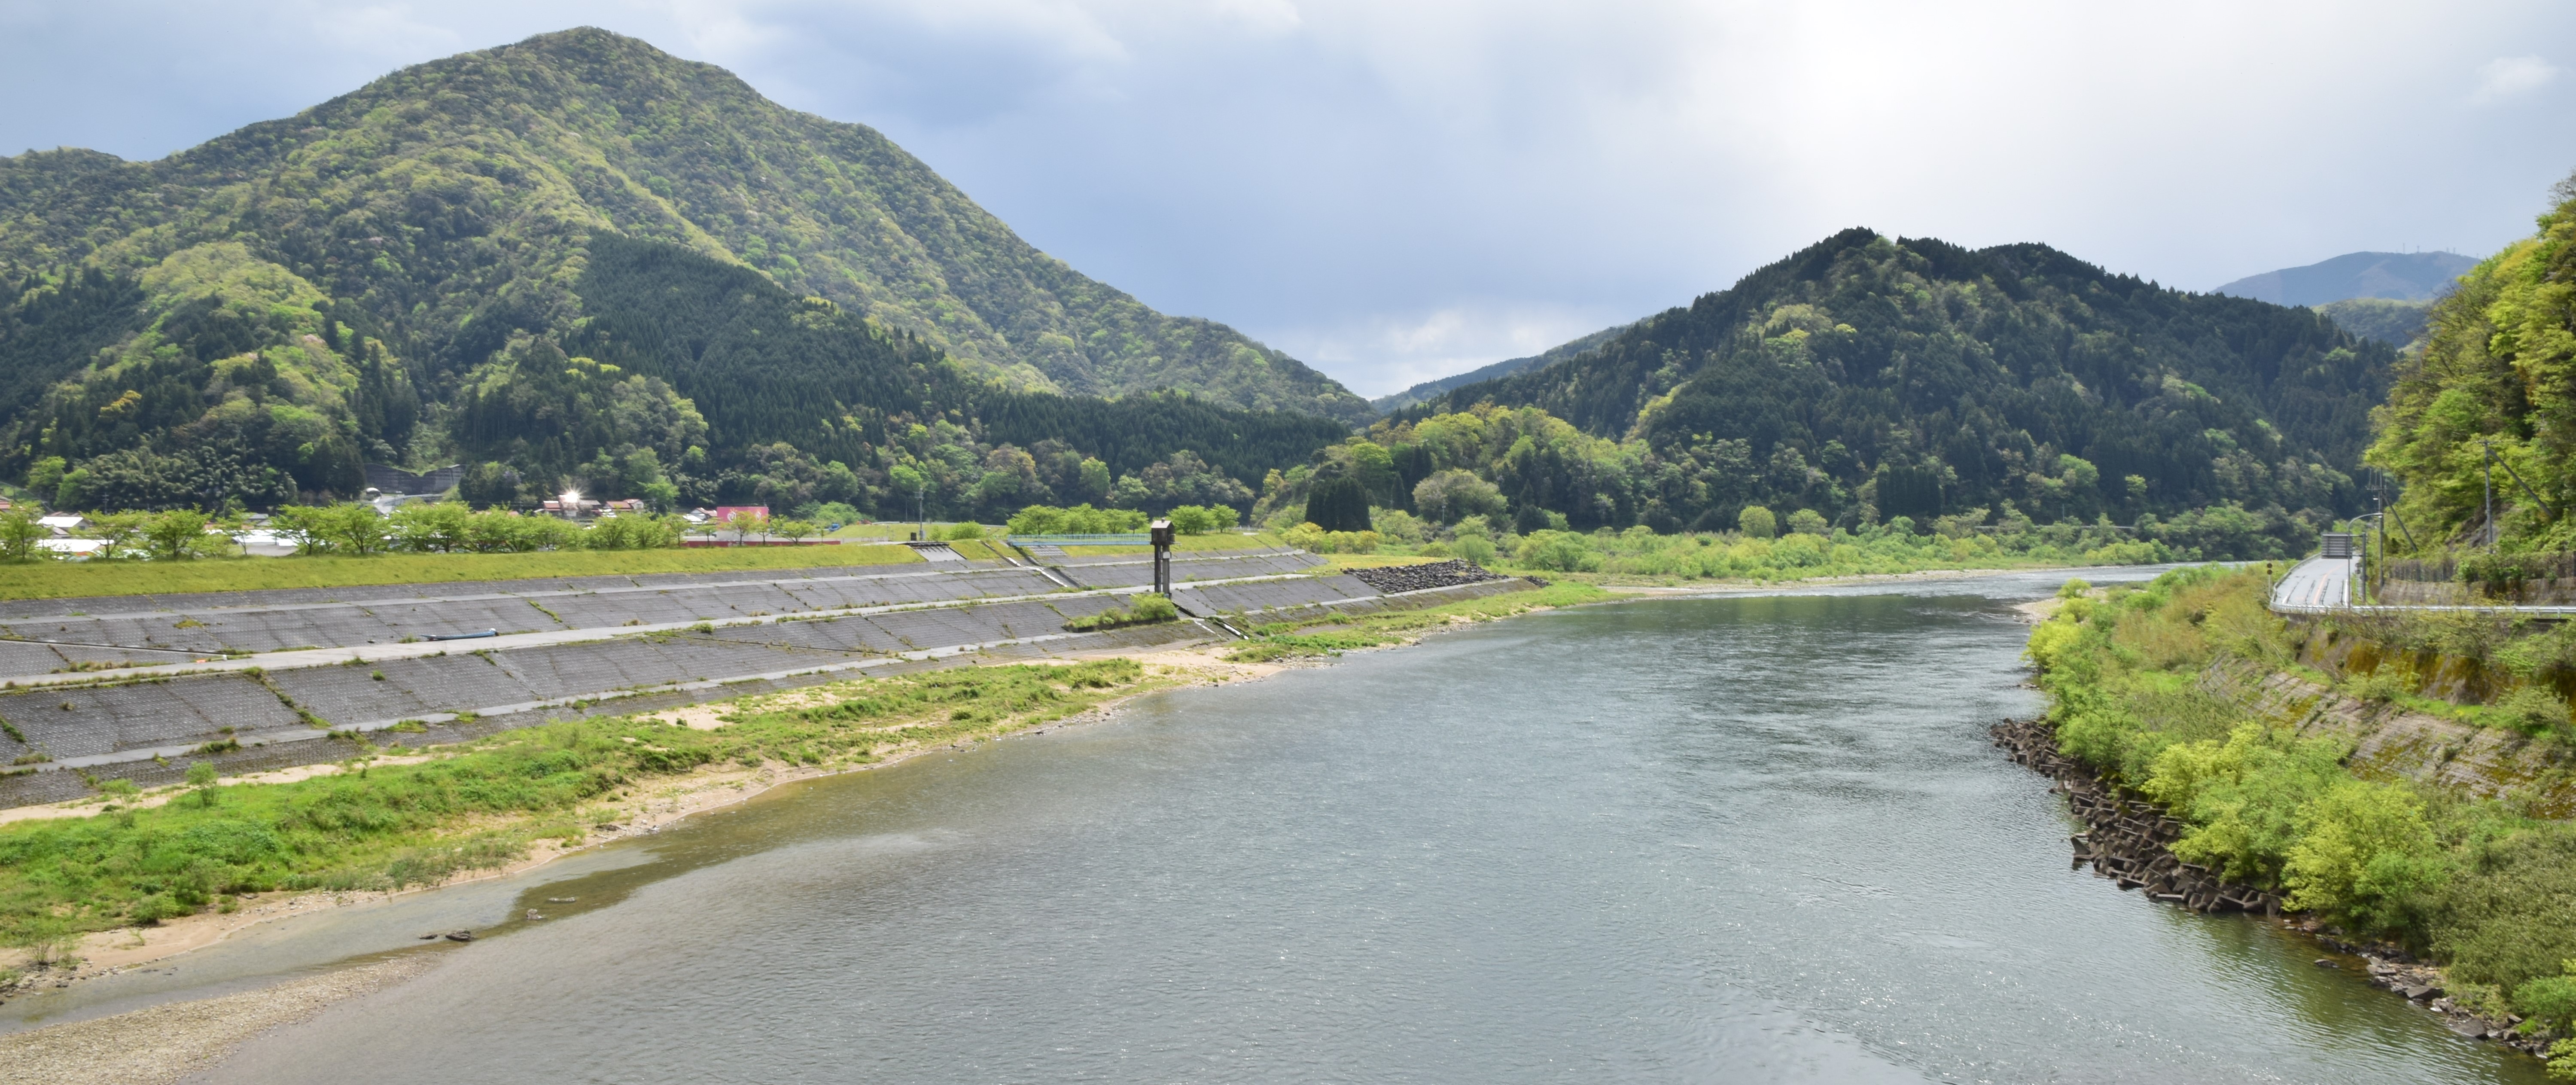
14 570 2550 1082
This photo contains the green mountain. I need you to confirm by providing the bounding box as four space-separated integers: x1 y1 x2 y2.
1398 229 2391 534
0 27 1367 513
1368 323 1629 414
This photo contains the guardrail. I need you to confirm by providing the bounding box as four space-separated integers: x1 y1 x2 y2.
2268 555 2576 618
1005 534 1151 546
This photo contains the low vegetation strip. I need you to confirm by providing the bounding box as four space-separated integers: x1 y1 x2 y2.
0 658 1156 960
0 544 922 601
2026 567 2576 1067
1221 579 1605 663
1063 593 1180 631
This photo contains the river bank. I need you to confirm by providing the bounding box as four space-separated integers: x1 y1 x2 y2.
1990 713 2552 1056
2022 565 2576 1071
0 579 1606 1077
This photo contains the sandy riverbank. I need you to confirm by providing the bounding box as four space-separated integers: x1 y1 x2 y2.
0 955 435 1085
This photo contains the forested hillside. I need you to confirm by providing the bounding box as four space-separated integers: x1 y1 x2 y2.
2317 298 2434 349
0 27 1367 515
2369 177 2576 554
1379 229 2390 550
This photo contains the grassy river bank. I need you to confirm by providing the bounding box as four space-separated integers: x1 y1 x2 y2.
2026 566 2576 1073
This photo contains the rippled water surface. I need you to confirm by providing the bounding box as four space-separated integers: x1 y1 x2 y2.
77 570 2555 1082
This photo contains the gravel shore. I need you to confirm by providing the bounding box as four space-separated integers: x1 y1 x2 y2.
0 955 434 1085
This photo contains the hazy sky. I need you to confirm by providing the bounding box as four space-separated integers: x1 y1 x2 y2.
5 1 2572 396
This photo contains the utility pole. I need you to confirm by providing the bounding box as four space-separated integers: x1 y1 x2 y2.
2372 472 2385 604
916 482 928 543
2485 439 2497 549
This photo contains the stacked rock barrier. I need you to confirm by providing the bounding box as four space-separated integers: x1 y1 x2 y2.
1990 717 2285 915
1349 560 1511 594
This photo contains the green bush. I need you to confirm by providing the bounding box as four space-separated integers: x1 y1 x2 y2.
2496 685 2571 736
1515 530 1602 573
1006 503 1149 536
2514 968 2576 1033
0 508 48 563
1167 504 1239 534
1064 593 1179 631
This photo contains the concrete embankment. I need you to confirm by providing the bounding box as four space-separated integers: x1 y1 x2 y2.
0 548 1527 811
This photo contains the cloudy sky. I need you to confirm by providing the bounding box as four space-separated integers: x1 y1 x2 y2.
5 1 2572 396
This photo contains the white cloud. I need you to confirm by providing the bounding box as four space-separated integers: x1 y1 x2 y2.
2472 55 2560 104
1273 302 1635 398
4 1 2576 394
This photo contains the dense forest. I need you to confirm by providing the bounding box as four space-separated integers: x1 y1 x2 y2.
0 234 1342 519
0 27 1374 516
1364 229 2390 554
2368 175 2576 556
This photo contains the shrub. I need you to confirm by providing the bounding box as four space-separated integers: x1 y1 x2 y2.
274 503 392 556
1368 508 1427 544
1515 530 1602 573
2281 779 2446 930
1005 504 1148 536
1785 509 1829 536
1064 593 1179 631
585 513 683 550
0 508 45 563
2513 967 2576 1033
2496 685 2570 736
1737 506 1777 539
1166 505 1238 534
1412 469 1505 524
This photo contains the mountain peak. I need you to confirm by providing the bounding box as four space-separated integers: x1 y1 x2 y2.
4 28 1366 423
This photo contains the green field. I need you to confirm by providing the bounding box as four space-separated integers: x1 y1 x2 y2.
0 544 922 601
1054 531 1285 557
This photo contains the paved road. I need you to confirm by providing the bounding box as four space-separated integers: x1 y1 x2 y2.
2269 553 2576 617
2271 555 2354 611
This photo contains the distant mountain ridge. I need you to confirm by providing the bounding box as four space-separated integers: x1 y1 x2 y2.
0 27 1369 512
2215 250 2476 306
1368 323 1629 413
1398 229 2390 531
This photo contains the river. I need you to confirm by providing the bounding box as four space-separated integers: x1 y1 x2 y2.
7 569 2548 1082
